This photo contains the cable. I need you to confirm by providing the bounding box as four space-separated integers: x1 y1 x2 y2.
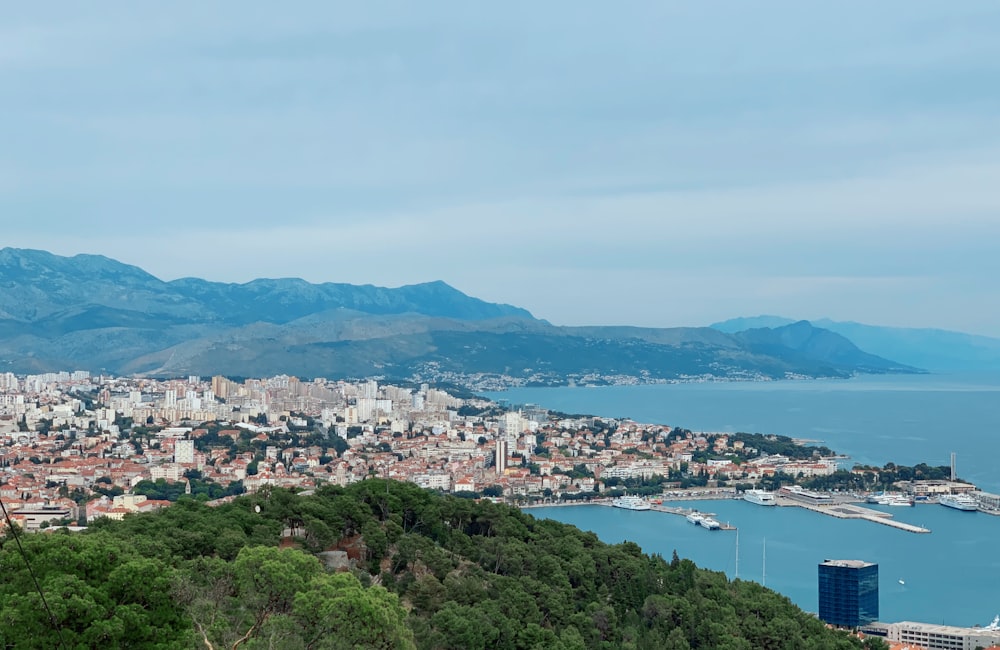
0 495 69 650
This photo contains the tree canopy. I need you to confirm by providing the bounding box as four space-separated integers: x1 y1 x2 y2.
0 482 881 649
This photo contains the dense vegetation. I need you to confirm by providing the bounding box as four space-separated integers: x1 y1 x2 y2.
0 481 884 649
800 463 955 493
730 433 835 460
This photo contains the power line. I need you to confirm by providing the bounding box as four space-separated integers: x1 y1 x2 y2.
0 495 69 650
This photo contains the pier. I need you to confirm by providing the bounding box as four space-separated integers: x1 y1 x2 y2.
779 498 931 533
649 504 737 530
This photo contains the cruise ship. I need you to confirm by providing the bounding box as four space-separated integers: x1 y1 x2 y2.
611 495 651 511
743 489 778 506
939 493 978 511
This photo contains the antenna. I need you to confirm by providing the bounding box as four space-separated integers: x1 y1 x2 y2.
735 528 739 579
762 538 766 587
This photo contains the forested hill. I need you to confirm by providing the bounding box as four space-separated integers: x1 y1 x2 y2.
0 482 881 649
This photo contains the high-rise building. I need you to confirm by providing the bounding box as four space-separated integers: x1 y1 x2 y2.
495 439 508 475
818 559 879 628
357 397 376 422
502 411 523 447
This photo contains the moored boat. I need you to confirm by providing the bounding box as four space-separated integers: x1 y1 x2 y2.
686 511 704 525
743 489 778 506
611 495 651 511
866 492 914 506
939 493 978 511
698 516 722 530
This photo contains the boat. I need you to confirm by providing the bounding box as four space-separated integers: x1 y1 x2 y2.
898 579 905 585
686 511 704 525
611 495 651 511
743 489 778 506
939 493 978 511
698 517 721 530
879 493 913 506
866 492 914 506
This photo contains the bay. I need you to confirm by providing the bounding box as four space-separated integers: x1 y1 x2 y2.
488 373 1000 627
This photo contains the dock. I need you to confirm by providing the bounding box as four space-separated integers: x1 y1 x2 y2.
649 504 737 530
781 499 931 533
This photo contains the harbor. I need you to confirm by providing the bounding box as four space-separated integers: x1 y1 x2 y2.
534 491 960 534
526 481 1000 534
650 504 738 530
778 498 931 533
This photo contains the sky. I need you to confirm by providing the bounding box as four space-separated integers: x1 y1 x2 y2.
3 2 1000 336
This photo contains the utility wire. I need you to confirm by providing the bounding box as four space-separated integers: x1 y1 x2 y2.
0 495 69 650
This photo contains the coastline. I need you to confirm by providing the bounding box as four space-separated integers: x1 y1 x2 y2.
520 490 938 534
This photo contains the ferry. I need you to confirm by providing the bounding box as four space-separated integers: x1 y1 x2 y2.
686 511 704 525
743 489 778 506
939 493 978 511
698 516 722 530
611 495 651 511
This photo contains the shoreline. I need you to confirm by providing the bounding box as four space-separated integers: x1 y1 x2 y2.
520 492 937 534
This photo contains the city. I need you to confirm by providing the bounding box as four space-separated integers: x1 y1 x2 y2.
0 369 886 531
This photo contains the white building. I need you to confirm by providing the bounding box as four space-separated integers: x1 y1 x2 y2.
863 621 1000 650
502 411 523 447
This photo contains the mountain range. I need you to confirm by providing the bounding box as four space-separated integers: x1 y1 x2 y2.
712 315 1000 372
0 248 922 386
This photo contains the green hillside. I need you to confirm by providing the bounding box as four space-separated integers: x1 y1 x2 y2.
0 482 882 649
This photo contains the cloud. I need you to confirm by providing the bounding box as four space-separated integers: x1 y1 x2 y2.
3 2 1000 335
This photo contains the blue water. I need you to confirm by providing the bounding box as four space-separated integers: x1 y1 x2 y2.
490 373 1000 492
489 373 1000 626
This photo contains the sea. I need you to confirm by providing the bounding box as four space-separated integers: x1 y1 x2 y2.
486 372 1000 627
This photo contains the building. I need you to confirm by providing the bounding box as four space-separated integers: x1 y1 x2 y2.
495 439 508 475
779 485 834 505
862 620 1000 650
174 438 195 464
818 559 879 628
502 411 523 447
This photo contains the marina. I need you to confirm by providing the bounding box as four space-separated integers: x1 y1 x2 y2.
503 373 1000 627
548 489 953 533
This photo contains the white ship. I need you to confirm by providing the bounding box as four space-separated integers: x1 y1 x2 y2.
611 495 651 511
939 493 978 511
698 517 722 530
743 489 777 506
866 493 914 506
686 511 704 524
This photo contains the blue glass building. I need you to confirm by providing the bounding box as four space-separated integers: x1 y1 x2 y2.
818 559 879 628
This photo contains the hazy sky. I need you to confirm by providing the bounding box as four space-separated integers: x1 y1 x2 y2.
4 3 1000 335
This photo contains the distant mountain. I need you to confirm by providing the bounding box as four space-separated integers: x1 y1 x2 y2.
0 248 531 325
730 320 916 374
710 315 797 333
713 315 1000 371
0 248 918 385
